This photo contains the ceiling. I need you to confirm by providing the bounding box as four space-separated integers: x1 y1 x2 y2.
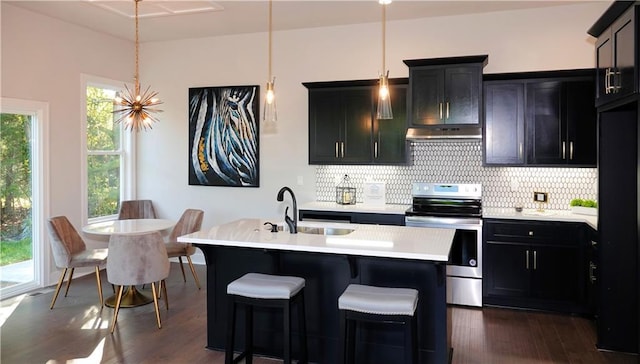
6 0 589 42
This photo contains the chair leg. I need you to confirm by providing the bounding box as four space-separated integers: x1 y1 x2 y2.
110 286 125 333
178 257 187 282
94 266 104 307
185 255 201 289
151 282 162 329
50 268 68 309
162 280 169 310
338 310 347 364
64 267 75 297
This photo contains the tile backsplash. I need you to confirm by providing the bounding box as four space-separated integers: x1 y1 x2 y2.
315 141 597 210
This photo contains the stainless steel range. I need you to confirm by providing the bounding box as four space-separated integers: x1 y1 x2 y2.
405 183 483 307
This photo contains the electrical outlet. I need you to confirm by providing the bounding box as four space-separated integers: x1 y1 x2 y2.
533 191 548 203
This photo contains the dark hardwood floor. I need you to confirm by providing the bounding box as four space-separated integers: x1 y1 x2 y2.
1 263 636 364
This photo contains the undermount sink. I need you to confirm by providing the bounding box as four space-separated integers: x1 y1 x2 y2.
521 210 556 216
275 225 354 235
297 226 354 236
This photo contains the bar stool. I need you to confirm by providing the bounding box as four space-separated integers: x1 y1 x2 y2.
225 273 308 364
338 284 419 364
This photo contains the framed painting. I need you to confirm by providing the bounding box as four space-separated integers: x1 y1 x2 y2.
188 85 260 187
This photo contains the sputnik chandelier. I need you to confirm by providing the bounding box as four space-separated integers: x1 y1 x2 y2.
113 0 162 132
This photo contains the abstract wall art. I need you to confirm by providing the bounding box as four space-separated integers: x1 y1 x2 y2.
188 85 259 187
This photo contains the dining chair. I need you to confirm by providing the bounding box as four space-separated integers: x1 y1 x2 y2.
107 231 170 333
47 216 108 309
165 209 204 289
117 199 157 220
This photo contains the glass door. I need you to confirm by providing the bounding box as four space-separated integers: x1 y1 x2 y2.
0 99 48 299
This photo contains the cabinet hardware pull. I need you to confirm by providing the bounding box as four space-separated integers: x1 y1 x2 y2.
528 231 533 236
374 141 379 159
446 102 450 119
533 250 537 270
335 142 339 158
591 240 597 247
589 261 597 283
562 141 566 160
605 68 610 94
519 142 523 160
526 250 529 270
341 142 345 158
569 141 574 160
439 102 443 120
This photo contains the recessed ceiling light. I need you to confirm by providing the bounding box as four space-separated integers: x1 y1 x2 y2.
85 0 224 19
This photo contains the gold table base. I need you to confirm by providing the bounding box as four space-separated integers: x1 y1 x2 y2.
105 286 153 308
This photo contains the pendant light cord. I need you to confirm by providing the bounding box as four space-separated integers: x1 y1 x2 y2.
382 4 386 74
134 0 140 95
268 0 273 81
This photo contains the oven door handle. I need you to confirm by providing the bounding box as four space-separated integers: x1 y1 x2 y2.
405 216 482 229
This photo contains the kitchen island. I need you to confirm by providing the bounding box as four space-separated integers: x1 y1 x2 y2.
178 218 455 363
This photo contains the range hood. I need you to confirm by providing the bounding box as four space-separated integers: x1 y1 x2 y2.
406 126 482 141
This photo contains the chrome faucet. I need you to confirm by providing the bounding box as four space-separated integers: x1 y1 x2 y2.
277 186 297 234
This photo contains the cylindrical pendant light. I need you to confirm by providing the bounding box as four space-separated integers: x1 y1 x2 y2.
263 0 277 125
377 0 393 120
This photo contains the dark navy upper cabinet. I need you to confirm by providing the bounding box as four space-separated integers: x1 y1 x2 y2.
404 55 488 128
590 3 638 108
304 79 408 165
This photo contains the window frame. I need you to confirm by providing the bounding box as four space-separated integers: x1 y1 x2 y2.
80 74 135 224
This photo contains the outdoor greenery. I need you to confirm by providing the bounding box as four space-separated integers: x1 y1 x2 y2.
86 86 122 218
1 112 32 266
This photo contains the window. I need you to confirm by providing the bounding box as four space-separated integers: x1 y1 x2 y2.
82 75 134 222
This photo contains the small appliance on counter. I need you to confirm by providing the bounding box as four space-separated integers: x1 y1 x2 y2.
336 174 356 205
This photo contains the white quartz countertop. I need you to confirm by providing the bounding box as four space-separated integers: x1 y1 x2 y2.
483 208 597 230
178 218 454 262
299 201 410 215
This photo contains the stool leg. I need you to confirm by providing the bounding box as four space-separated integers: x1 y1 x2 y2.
283 300 291 364
410 315 419 364
346 315 356 364
245 304 253 364
225 298 237 364
298 292 308 364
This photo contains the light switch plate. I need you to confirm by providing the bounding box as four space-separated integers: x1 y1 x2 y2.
533 191 548 203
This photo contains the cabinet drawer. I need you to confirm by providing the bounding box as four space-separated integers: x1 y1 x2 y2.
484 220 581 245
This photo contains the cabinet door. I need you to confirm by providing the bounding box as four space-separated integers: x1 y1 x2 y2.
309 89 344 163
373 84 407 164
341 88 373 163
445 66 481 125
565 79 597 166
612 7 636 100
484 241 530 299
526 81 564 165
530 244 581 303
409 68 444 126
483 82 525 165
595 32 613 105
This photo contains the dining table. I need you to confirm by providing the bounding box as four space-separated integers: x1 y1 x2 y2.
82 218 175 308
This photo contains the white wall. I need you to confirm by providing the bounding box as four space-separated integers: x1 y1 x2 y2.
139 2 609 231
1 3 134 283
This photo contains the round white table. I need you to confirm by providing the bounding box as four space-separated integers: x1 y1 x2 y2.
82 218 175 308
82 218 175 236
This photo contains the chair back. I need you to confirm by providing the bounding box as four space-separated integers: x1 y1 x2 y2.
47 216 87 268
106 231 170 286
118 200 157 220
169 209 204 242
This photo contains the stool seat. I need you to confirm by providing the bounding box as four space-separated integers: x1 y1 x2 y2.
338 284 418 316
227 273 305 299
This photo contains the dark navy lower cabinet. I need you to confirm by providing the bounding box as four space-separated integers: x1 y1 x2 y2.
483 219 590 315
